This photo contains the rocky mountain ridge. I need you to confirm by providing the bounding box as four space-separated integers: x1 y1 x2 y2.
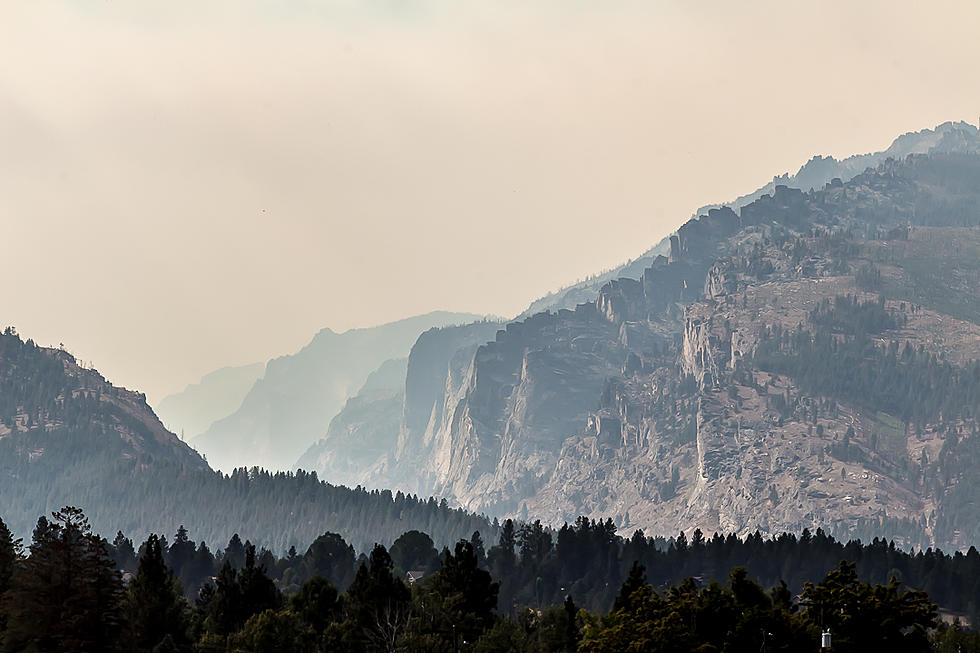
522 122 980 322
307 127 980 549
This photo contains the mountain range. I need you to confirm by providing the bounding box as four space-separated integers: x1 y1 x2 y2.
184 311 483 472
2 120 979 553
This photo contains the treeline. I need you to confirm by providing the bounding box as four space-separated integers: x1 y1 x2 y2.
5 508 980 652
0 446 495 554
97 516 980 623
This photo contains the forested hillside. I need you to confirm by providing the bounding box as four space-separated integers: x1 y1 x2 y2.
0 329 491 553
0 329 206 472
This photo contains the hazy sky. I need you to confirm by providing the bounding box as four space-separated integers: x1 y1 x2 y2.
2 0 979 404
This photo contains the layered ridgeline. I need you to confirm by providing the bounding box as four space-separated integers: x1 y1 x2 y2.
190 311 483 472
0 328 492 552
308 124 980 549
155 362 265 441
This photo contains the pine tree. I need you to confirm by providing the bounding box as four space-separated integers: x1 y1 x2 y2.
3 507 123 652
613 561 648 612
0 516 20 597
124 534 192 652
427 540 499 643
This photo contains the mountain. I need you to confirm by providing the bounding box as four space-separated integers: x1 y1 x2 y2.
295 320 504 489
321 122 980 549
292 357 407 488
155 362 265 440
192 311 484 473
0 329 207 474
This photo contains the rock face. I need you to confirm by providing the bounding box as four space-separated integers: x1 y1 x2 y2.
0 332 208 474
193 311 483 473
505 150 980 549
298 320 503 491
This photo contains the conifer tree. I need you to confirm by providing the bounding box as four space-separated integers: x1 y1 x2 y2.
613 561 647 612
124 534 191 652
3 507 123 652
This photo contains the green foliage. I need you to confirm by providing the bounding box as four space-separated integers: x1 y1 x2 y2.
342 544 411 651
2 505 980 651
227 609 315 653
424 540 499 643
290 576 339 638
0 517 20 598
198 543 282 640
389 530 441 577
123 534 192 652
613 561 646 612
800 561 936 652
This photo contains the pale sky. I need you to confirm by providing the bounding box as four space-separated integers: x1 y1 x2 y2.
2 0 979 404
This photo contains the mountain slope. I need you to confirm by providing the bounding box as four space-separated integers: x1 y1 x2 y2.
0 329 207 473
434 149 980 548
193 311 483 472
155 362 265 440
0 330 494 553
520 122 978 322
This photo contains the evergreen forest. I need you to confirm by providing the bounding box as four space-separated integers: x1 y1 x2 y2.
2 507 980 652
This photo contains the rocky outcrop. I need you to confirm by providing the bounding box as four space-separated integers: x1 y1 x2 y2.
297 320 504 493
681 317 721 389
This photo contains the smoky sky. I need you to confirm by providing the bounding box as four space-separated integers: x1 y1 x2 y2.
2 0 979 403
